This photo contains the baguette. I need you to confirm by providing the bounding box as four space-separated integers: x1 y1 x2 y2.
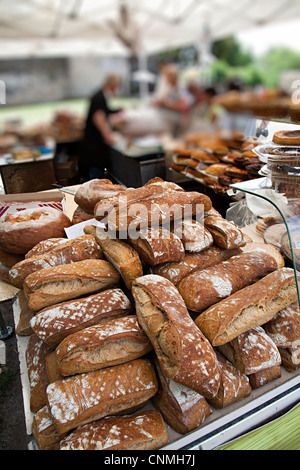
59 410 168 451
128 228 185 266
218 327 282 375
30 288 132 348
85 225 143 289
204 215 247 249
25 334 52 413
56 315 153 376
195 268 300 346
207 351 251 409
151 245 242 285
178 251 279 313
9 235 103 289
46 358 158 435
132 275 220 399
152 359 212 434
23 259 120 312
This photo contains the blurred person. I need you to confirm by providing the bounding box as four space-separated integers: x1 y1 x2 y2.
79 73 123 181
152 64 190 135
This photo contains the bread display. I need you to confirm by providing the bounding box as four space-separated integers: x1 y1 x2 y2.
23 259 120 312
9 235 103 289
46 359 158 435
7 175 300 450
204 215 247 250
132 275 220 399
207 352 252 409
152 359 212 434
128 228 185 266
151 245 242 285
84 225 143 289
59 410 168 451
195 268 300 346
0 207 71 254
56 315 153 376
30 288 132 348
178 250 279 313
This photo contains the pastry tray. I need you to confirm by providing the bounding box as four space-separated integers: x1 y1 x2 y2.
12 295 300 451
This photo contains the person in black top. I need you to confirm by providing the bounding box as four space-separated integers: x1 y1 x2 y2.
79 74 122 181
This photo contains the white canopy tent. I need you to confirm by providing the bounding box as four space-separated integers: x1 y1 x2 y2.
0 0 299 59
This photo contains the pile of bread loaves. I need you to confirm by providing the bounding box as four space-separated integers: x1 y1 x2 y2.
0 177 299 451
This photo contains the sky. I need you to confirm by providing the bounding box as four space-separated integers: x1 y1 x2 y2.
237 18 300 56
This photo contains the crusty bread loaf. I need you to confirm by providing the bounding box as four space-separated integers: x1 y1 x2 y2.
145 177 184 192
218 326 282 375
72 206 94 225
152 359 212 434
9 235 103 289
45 351 64 383
74 178 126 214
242 242 285 268
84 225 143 289
278 346 300 372
25 334 52 413
263 302 300 348
25 238 66 259
46 358 158 435
128 228 185 266
132 275 220 399
195 268 300 346
151 245 242 285
24 259 120 312
59 410 168 451
178 251 279 313
56 315 153 376
0 207 71 254
248 365 282 389
15 290 34 336
30 288 132 348
173 219 214 253
204 215 247 250
208 351 251 409
32 405 66 450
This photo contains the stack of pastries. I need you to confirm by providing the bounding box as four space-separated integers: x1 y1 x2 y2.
171 130 264 194
7 177 299 450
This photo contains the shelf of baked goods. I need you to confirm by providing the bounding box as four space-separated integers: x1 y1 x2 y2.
1 176 299 451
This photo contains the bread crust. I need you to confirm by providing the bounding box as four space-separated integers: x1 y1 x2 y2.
195 268 300 346
132 274 220 399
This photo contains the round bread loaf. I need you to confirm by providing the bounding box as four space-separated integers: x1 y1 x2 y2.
0 207 71 254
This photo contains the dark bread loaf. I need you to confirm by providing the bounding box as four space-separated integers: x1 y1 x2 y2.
195 268 300 346
207 351 252 409
56 315 153 376
74 178 126 214
178 251 280 313
204 215 247 250
151 245 242 285
152 359 212 434
128 228 185 266
131 274 220 399
9 235 103 289
59 410 168 451
23 259 120 312
46 359 158 435
30 288 132 348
